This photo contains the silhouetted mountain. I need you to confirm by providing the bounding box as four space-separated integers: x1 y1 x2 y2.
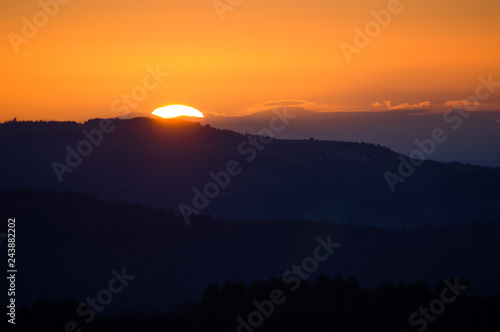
1 117 499 228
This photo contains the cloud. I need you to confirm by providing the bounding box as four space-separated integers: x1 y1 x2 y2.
263 100 305 107
371 100 431 110
248 99 341 113
443 100 481 108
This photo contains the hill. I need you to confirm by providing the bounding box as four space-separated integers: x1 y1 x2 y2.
1 117 499 228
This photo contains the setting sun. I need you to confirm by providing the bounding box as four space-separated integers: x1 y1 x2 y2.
152 105 204 119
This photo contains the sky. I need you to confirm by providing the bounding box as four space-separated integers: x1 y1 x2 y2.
1 0 500 122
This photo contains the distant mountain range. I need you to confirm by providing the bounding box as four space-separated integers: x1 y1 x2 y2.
1 117 499 227
200 108 500 167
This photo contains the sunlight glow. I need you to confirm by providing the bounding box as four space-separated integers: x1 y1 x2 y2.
152 105 204 119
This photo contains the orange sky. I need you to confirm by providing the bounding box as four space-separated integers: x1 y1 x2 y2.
2 0 500 122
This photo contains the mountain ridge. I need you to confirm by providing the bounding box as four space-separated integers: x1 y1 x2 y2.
1 117 499 228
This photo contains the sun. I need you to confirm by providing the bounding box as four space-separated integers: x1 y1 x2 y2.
152 105 204 119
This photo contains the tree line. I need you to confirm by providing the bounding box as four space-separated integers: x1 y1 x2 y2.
3 274 500 331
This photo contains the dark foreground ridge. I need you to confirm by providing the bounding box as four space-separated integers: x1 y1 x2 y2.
2 275 500 331
2 189 499 315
